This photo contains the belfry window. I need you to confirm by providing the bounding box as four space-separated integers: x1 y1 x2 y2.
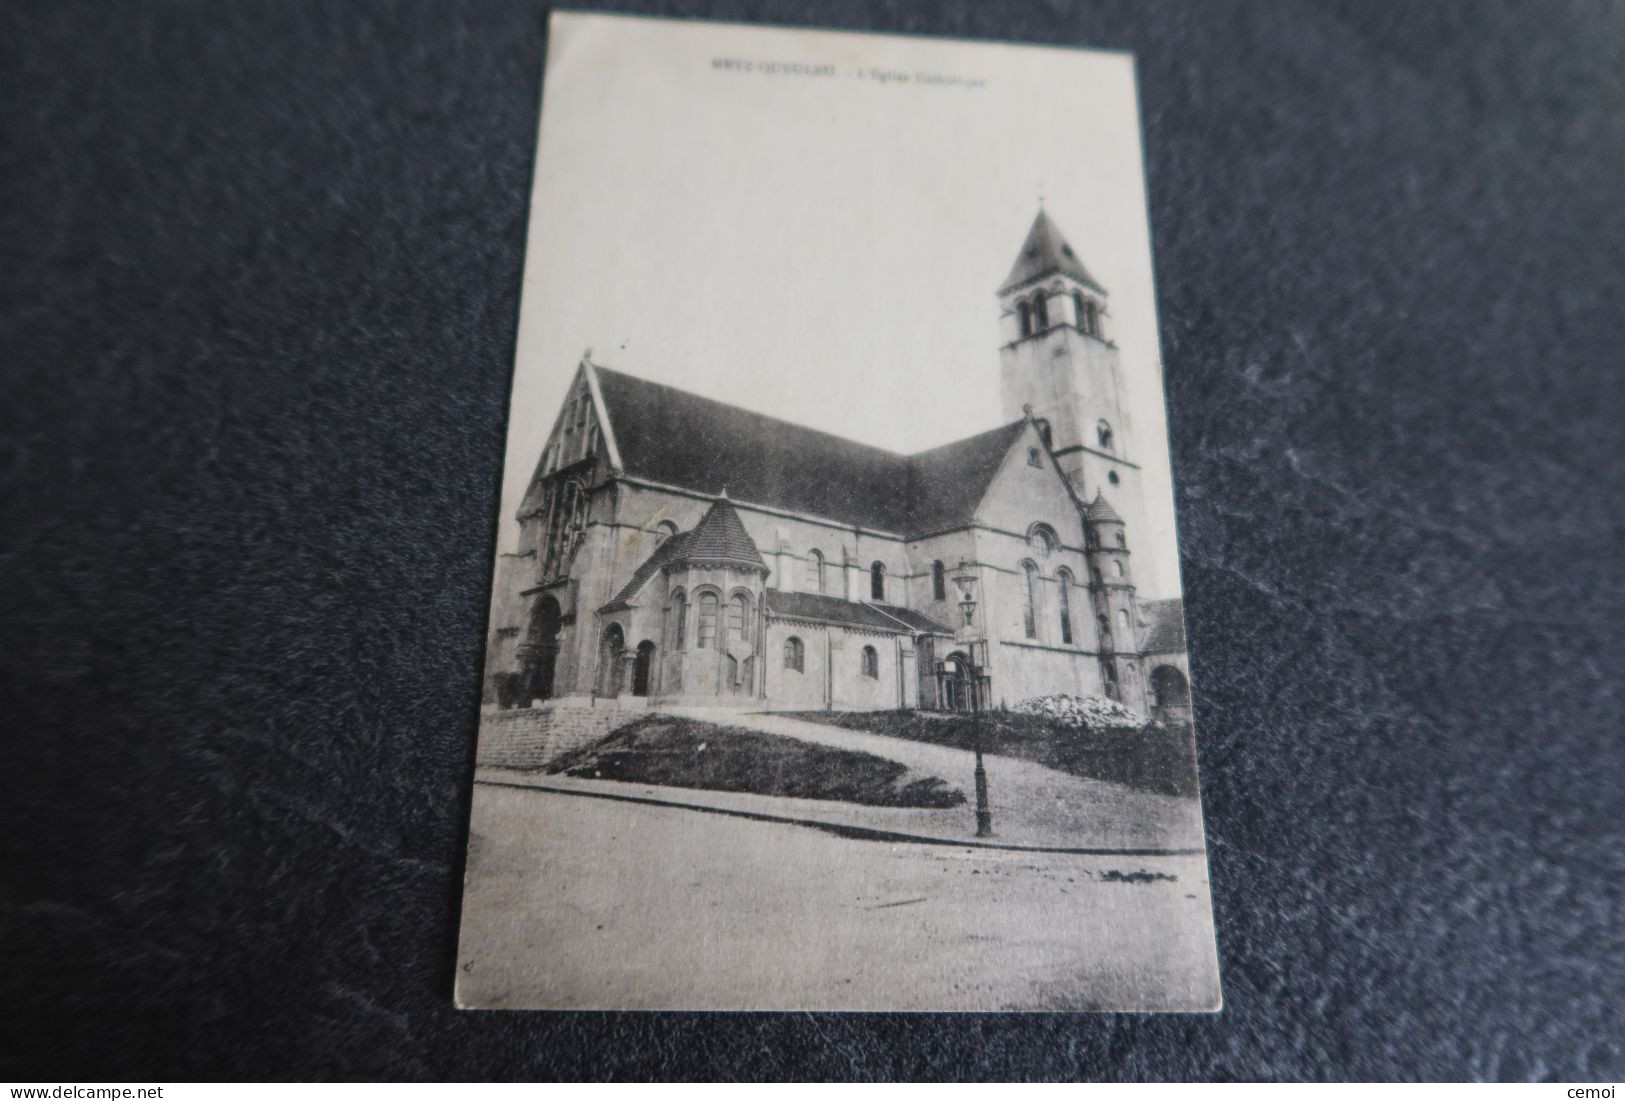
1073 291 1086 329
1017 301 1032 338
1032 293 1049 331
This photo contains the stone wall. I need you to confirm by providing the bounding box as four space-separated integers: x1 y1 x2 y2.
475 703 640 770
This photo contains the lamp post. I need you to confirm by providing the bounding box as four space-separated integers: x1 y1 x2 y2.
951 562 993 838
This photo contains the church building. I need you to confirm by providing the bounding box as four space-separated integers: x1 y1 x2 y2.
483 210 1193 724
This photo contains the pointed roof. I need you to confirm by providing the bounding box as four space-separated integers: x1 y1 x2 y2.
905 421 1031 532
598 496 766 613
590 367 1033 534
1139 597 1187 654
674 494 766 570
1086 492 1124 524
999 208 1107 296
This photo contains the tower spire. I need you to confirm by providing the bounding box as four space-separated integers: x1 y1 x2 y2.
999 208 1105 296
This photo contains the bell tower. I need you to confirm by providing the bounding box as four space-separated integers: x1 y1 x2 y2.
997 208 1153 582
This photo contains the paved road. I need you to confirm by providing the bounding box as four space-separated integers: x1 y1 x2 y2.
456 783 1222 1012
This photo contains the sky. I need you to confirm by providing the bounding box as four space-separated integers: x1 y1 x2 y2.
499 13 1183 598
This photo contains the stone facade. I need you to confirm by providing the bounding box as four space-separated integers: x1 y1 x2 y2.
482 210 1193 721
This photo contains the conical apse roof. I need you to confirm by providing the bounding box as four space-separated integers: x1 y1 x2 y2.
1086 492 1124 524
668 494 767 571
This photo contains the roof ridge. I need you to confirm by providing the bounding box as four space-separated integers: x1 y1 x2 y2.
595 366 911 462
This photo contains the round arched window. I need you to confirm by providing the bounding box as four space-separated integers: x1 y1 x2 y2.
1027 524 1056 559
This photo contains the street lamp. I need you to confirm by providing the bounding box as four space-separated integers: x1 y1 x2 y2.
951 561 993 838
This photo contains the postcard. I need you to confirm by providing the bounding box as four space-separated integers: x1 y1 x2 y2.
456 11 1220 1012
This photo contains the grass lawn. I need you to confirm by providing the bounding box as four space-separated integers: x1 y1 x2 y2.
547 715 966 809
780 710 1201 799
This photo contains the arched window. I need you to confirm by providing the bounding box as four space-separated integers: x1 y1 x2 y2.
1072 291 1086 328
1027 447 1042 468
1118 608 1132 636
1107 470 1120 486
870 561 886 601
1090 567 1103 587
1056 568 1074 645
1102 659 1120 699
860 645 879 679
1027 523 1056 559
1032 293 1049 331
1097 420 1114 451
1022 560 1040 640
1098 613 1112 646
805 549 824 593
784 636 804 672
1115 530 1126 547
1114 559 1126 577
728 593 750 643
671 589 688 650
1016 301 1032 337
1087 300 1101 336
652 520 678 545
932 560 946 601
697 591 719 648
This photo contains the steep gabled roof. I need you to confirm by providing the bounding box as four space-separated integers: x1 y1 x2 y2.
906 422 1031 533
592 366 1032 535
999 208 1107 296
1139 597 1187 654
595 367 912 531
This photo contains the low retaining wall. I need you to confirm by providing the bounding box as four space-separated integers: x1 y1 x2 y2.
475 703 642 770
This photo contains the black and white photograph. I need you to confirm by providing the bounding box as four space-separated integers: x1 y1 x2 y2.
10 0 1625 1081
456 12 1220 1012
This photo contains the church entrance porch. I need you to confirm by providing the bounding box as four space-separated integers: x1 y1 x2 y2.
937 651 988 713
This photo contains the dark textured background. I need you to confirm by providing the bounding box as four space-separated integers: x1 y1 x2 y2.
3 0 1623 1082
